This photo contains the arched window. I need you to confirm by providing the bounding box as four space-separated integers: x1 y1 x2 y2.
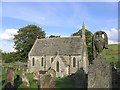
56 61 59 72
51 57 53 63
78 61 79 68
32 58 35 66
41 57 43 66
73 57 76 67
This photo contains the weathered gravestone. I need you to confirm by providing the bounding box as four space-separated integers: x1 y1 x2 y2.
33 70 39 82
70 68 86 88
47 69 56 88
38 69 56 89
5 68 15 88
112 67 119 88
21 72 30 87
88 31 112 88
19 74 22 81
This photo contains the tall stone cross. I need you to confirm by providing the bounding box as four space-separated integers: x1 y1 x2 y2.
82 23 88 74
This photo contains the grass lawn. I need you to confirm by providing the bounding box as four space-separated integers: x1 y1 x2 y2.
102 44 119 63
102 44 120 72
55 77 75 88
2 70 75 89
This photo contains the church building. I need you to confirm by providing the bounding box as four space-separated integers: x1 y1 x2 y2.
28 24 88 77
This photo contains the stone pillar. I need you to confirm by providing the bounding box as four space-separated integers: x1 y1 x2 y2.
88 55 112 88
81 23 88 74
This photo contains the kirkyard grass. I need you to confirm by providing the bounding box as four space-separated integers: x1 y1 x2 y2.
2 70 75 89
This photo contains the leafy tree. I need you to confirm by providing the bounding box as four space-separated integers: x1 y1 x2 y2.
2 52 16 63
72 29 93 64
13 25 46 62
49 35 60 38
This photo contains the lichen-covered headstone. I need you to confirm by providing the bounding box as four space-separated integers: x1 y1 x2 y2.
21 72 30 87
33 70 39 81
88 31 112 88
5 68 15 88
47 69 56 88
88 55 112 88
38 69 56 89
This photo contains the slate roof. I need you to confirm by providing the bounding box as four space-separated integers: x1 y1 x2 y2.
29 36 82 56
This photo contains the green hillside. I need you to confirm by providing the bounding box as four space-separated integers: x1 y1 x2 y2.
102 44 119 63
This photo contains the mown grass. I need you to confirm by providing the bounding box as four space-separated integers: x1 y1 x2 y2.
2 70 75 89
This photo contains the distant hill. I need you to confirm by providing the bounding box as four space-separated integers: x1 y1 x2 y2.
102 44 119 63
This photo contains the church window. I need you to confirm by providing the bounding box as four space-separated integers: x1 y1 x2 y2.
78 61 79 68
73 57 76 67
41 57 43 66
51 57 53 63
57 61 59 72
32 58 35 66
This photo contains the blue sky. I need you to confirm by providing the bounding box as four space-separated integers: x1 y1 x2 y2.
0 2 119 52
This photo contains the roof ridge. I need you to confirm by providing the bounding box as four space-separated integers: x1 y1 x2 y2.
29 36 82 56
37 36 81 41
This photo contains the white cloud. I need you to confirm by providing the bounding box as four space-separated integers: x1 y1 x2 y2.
103 28 120 44
0 29 18 41
108 39 119 44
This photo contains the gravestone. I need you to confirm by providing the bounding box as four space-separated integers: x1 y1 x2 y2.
70 68 86 88
33 69 42 82
88 55 112 88
21 72 30 87
47 69 56 88
38 74 46 88
112 67 119 88
43 74 52 88
38 69 56 89
19 74 22 81
5 68 15 88
88 31 112 88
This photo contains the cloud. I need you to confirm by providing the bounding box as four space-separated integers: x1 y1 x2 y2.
0 29 18 41
108 39 118 44
103 28 120 44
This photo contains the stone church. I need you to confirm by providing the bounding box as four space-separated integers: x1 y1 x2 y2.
28 24 88 77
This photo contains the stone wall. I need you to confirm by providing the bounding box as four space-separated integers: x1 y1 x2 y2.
28 55 83 77
69 56 82 74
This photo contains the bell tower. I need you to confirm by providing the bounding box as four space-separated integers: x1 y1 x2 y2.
82 23 88 74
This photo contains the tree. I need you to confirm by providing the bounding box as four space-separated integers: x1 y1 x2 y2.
2 52 16 63
13 25 46 62
72 29 93 64
49 35 60 38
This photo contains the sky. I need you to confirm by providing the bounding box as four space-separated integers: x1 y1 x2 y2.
0 1 119 52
